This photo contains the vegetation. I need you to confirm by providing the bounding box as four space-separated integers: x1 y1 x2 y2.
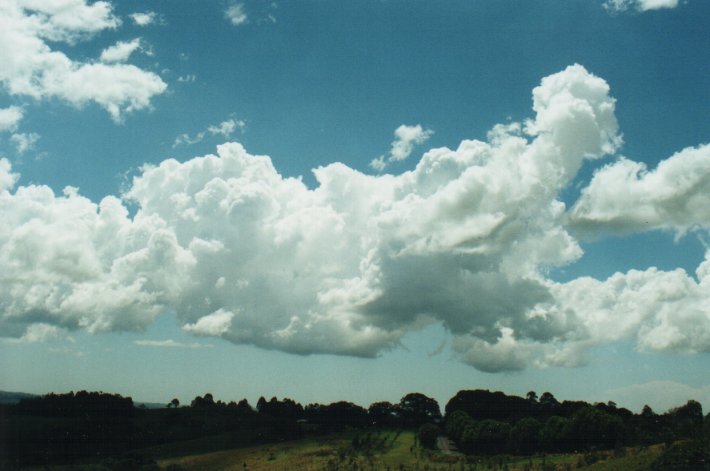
1 388 708 470
444 390 706 457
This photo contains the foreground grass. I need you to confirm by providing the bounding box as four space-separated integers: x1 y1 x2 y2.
156 432 668 471
18 433 668 470
157 430 411 471
576 445 665 471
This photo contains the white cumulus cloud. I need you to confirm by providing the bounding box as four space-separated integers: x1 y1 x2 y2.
546 258 710 364
0 0 166 122
0 106 23 132
11 0 120 43
371 124 433 171
569 144 710 236
1 323 63 344
225 3 248 26
100 38 144 63
130 11 159 27
2 64 709 372
0 179 195 335
183 309 235 336
0 158 19 192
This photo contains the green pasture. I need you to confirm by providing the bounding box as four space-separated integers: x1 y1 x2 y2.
155 432 669 471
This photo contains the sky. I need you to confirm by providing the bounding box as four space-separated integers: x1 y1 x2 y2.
1 0 709 414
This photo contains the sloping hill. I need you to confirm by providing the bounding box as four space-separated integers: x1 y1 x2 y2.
0 390 36 404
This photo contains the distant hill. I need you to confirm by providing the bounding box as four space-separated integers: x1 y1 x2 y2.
135 401 167 409
0 390 165 408
0 391 37 404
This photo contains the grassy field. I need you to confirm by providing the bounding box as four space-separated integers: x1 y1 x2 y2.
157 430 418 471
155 431 668 471
16 433 669 471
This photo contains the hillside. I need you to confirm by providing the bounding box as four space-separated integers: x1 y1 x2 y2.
0 391 36 405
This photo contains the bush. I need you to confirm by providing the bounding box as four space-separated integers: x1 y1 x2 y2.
650 440 710 470
418 423 441 449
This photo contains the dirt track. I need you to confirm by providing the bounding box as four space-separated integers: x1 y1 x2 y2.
437 436 462 456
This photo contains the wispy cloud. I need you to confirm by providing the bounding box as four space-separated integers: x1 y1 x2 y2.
178 75 197 83
48 346 85 357
134 339 213 349
606 381 710 413
173 117 245 147
604 0 679 13
10 132 40 154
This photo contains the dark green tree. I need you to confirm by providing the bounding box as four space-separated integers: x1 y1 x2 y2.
190 394 215 408
368 401 398 427
399 392 442 426
445 389 534 422
668 399 703 439
509 417 541 455
563 406 625 450
539 391 559 416
417 423 441 449
445 410 474 442
539 416 570 452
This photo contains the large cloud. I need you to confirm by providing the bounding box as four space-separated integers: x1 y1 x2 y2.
2 64 708 371
0 0 166 121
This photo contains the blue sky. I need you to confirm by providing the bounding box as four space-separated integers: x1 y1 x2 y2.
1 0 709 413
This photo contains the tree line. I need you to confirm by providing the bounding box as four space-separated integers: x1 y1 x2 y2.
1 387 707 468
443 389 705 455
